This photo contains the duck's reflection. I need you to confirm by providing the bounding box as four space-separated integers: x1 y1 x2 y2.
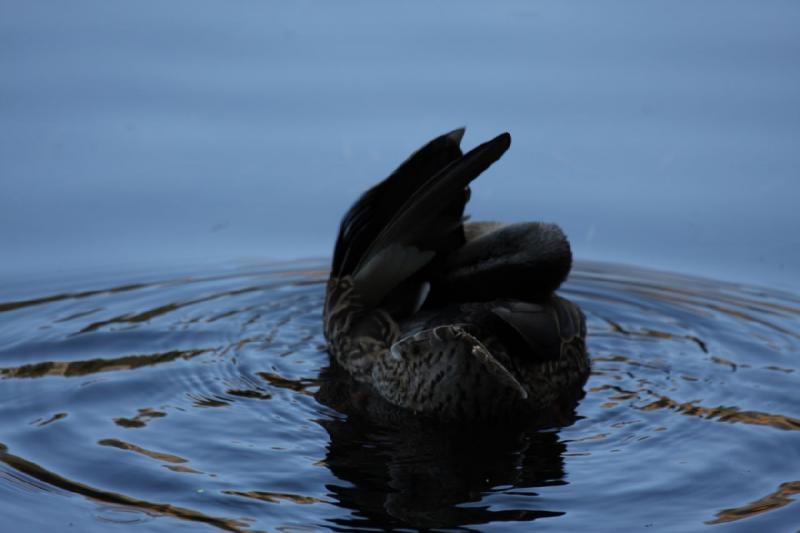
316 364 575 530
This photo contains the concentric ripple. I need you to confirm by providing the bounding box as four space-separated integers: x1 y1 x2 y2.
0 260 797 531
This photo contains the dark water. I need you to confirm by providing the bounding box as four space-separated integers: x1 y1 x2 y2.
0 260 797 532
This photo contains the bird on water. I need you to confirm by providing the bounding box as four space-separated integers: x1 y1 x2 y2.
323 129 589 423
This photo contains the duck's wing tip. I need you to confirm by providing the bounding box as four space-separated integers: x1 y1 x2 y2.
496 131 512 149
446 127 466 144
331 128 466 279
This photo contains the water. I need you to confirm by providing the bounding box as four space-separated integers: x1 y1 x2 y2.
0 260 797 532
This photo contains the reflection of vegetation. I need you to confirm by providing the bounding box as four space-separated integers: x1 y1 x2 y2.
707 481 800 524
0 349 211 379
0 442 249 532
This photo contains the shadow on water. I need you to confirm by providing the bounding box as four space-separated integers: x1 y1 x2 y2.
0 260 798 531
316 364 572 530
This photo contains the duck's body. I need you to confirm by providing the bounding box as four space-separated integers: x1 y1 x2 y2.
324 129 589 422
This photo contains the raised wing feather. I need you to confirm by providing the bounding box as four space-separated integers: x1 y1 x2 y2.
332 129 465 277
352 133 512 307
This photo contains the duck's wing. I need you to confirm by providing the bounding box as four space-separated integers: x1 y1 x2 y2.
374 325 527 418
331 130 512 309
429 221 573 304
332 128 465 279
486 297 586 364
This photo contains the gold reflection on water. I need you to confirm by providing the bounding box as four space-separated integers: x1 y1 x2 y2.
591 349 800 433
0 349 211 379
98 439 187 464
603 320 709 353
79 304 181 333
591 354 668 371
223 490 324 505
257 372 318 394
611 275 800 335
0 265 325 315
0 443 251 533
707 481 800 524
638 396 800 431
700 300 800 340
591 378 800 432
77 285 278 334
0 284 152 313
164 465 202 474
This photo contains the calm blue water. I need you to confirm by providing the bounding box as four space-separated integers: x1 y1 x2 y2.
1 1 799 531
1 0 798 288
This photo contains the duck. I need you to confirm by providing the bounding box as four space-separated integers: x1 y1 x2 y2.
323 129 589 423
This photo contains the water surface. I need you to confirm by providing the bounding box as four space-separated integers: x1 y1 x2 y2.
1 260 797 531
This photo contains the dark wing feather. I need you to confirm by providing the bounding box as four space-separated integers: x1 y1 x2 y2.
355 133 511 274
331 129 465 277
351 133 512 306
488 297 585 363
